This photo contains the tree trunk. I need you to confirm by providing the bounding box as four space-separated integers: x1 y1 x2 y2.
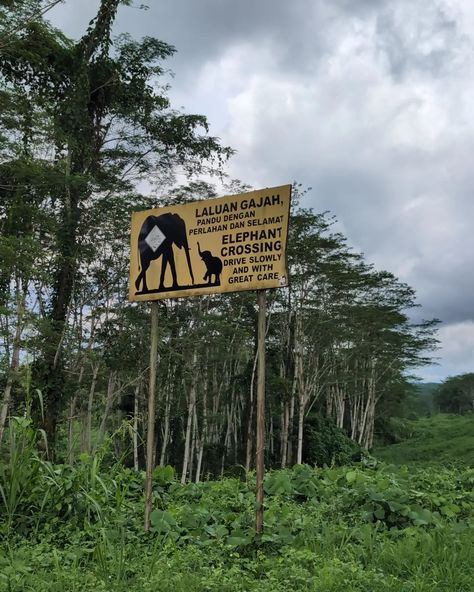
188 408 197 481
269 415 274 457
0 277 25 444
245 346 259 474
280 400 289 468
295 307 305 465
181 350 198 484
83 362 100 453
196 373 208 483
287 390 295 465
296 399 305 465
133 380 140 471
159 384 171 467
335 385 345 429
159 356 174 466
195 421 205 484
67 392 78 464
36 148 79 453
98 369 117 446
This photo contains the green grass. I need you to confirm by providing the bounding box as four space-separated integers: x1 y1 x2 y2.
2 524 473 591
374 414 474 466
1 460 473 591
1 416 473 591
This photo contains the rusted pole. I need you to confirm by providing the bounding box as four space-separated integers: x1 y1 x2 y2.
255 289 266 534
144 301 159 531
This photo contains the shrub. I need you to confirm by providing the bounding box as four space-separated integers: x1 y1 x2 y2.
303 414 361 466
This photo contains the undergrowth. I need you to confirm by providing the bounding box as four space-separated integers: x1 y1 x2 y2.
375 414 474 466
0 417 473 591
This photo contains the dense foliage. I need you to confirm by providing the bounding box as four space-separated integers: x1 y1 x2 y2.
0 0 232 449
303 414 361 466
435 373 474 415
0 416 473 591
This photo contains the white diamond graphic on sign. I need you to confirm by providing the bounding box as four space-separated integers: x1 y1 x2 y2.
145 225 166 252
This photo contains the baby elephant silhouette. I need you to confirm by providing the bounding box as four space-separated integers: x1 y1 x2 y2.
198 242 223 285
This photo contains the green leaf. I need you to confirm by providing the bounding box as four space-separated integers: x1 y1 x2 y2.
150 510 177 534
226 535 252 546
374 506 385 520
409 508 433 525
441 504 461 517
388 500 405 512
226 528 253 546
265 471 293 496
346 471 357 484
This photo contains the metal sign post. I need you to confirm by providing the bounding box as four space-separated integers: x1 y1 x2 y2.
255 289 266 534
144 300 159 531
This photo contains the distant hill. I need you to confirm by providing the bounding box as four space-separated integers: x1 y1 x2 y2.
415 382 439 394
409 382 440 416
374 414 474 466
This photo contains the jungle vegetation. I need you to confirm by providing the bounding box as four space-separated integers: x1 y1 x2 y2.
1 3 472 591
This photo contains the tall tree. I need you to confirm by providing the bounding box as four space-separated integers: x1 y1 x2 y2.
435 373 474 414
0 0 232 450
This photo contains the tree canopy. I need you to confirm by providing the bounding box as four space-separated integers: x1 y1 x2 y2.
435 373 474 415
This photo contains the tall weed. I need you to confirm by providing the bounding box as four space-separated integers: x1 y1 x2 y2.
0 417 43 534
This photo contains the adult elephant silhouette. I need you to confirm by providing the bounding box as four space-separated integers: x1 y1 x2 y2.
135 213 194 293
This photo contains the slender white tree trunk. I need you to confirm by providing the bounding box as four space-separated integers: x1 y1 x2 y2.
287 390 295 465
98 369 117 446
335 386 345 429
159 385 171 467
281 401 289 468
188 408 197 481
133 380 140 471
296 399 305 465
181 350 198 484
245 346 259 474
67 393 78 464
195 421 205 484
0 277 24 444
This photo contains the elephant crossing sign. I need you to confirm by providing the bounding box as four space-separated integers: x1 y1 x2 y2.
129 184 291 301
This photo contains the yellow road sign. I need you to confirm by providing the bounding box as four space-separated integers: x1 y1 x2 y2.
129 184 291 301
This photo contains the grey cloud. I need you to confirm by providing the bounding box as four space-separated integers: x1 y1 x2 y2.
47 0 474 380
113 0 333 79
49 1 333 83
225 93 474 333
51 1 466 85
375 5 462 80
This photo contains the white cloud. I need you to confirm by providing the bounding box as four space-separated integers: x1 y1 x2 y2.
421 321 474 381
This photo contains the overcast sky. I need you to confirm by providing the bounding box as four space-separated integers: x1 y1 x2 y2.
48 0 474 382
